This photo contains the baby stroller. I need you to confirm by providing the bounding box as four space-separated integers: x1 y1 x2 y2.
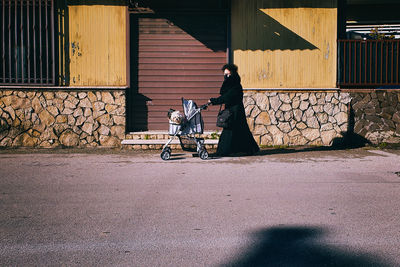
160 98 210 161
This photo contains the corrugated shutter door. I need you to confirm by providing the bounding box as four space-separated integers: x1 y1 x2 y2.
135 14 227 131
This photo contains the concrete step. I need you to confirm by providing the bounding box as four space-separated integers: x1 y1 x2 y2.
122 131 220 150
121 139 219 145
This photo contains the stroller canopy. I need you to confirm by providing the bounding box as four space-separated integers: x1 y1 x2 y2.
181 98 204 134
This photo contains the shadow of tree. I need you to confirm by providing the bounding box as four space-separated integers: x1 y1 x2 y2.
220 226 392 267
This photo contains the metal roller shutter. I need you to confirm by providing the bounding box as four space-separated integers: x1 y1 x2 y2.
129 12 227 131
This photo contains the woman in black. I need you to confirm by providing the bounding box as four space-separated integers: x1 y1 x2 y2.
209 64 259 157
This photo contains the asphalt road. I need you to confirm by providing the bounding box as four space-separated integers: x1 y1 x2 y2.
1 147 400 266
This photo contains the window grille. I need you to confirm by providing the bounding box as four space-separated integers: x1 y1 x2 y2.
0 0 55 85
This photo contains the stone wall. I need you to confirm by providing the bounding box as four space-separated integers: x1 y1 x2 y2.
350 91 400 144
243 91 352 146
0 90 125 148
1 89 399 149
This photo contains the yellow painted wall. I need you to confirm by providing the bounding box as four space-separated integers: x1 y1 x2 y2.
231 0 337 88
69 5 127 86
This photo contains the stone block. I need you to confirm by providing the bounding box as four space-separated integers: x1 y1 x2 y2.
292 97 300 109
113 116 125 126
278 122 291 133
87 92 97 102
68 115 76 126
105 104 118 113
301 128 320 141
78 92 87 99
325 93 334 102
309 94 317 105
296 122 307 130
280 103 292 112
306 117 319 129
299 101 309 111
289 135 308 146
300 93 309 101
255 112 271 125
84 108 92 117
244 95 256 107
255 93 269 110
334 112 347 126
268 110 278 125
39 109 55 126
62 108 74 115
93 110 106 119
260 134 273 146
32 97 43 113
111 107 125 116
81 122 94 135
267 125 284 145
293 109 302 122
13 132 39 147
47 106 59 117
284 111 293 121
101 92 114 104
305 107 315 118
56 92 68 100
250 105 261 118
253 124 268 135
269 95 281 111
393 112 400 123
59 129 79 147
97 114 112 126
97 125 110 136
365 115 382 124
79 98 92 108
279 93 291 104
1 95 13 106
56 115 67 124
312 105 323 113
43 92 55 100
276 110 284 121
76 116 86 126
53 124 68 136
73 108 83 118
288 128 301 137
3 106 15 120
93 101 105 111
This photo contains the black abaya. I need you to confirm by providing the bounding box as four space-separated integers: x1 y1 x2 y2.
210 73 259 156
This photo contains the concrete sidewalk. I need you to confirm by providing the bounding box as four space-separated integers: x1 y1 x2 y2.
0 148 400 266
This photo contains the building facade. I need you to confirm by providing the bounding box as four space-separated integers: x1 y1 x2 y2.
0 0 399 148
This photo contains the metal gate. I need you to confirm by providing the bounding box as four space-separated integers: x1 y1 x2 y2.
0 0 55 85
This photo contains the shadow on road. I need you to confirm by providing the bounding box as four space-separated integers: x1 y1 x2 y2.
220 226 392 267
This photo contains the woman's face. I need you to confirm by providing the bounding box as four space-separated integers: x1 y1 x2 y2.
223 68 231 77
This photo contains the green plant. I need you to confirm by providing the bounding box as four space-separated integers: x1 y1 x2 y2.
378 142 388 149
210 131 220 140
369 27 395 40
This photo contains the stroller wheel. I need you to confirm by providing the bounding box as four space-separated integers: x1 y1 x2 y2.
161 150 171 161
199 149 209 160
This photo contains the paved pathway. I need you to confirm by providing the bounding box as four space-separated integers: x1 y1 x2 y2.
1 148 400 266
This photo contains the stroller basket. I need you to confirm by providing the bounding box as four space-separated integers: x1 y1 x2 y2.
168 123 181 136
178 136 198 152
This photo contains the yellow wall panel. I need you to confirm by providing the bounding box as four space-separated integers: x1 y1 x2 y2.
231 0 337 88
69 5 127 86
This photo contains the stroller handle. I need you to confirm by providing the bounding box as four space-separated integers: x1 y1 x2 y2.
199 102 211 110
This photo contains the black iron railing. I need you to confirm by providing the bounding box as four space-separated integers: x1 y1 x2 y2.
338 39 400 87
0 0 55 85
